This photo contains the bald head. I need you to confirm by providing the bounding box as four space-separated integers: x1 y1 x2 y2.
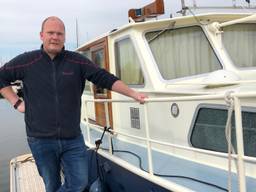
40 16 66 59
41 16 65 32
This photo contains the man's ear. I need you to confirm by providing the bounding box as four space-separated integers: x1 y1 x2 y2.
40 32 43 41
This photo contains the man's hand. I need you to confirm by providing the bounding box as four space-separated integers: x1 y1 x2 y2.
0 86 25 112
131 92 148 104
17 101 25 113
111 80 148 104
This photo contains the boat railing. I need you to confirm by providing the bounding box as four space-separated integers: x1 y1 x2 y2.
178 0 256 16
83 91 256 192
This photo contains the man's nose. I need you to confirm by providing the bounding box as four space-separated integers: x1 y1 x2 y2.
52 33 58 38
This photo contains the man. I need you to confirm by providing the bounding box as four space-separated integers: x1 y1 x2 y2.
0 16 146 192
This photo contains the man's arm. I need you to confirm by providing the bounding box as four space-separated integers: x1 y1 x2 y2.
78 55 147 102
0 53 27 113
0 86 25 112
111 80 147 103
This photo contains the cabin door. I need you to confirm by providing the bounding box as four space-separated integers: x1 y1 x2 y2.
91 40 113 128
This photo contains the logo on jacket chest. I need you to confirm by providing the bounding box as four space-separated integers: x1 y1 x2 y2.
62 71 74 76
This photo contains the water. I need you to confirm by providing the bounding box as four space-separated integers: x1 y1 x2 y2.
0 99 30 192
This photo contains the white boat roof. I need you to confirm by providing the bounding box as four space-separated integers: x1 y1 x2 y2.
77 12 253 49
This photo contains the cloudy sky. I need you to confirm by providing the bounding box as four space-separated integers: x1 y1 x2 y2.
0 0 162 62
0 0 253 62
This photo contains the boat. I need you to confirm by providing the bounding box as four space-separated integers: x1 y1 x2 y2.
10 0 256 191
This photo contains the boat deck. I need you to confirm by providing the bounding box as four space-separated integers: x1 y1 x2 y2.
10 154 45 192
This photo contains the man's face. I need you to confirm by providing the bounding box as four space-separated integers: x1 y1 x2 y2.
40 18 65 58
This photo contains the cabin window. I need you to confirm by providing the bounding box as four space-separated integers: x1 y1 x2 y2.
79 50 92 60
115 38 144 85
222 23 256 68
91 49 108 95
145 26 221 80
79 50 93 94
191 106 256 157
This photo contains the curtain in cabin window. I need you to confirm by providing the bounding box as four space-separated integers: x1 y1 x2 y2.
115 38 144 85
222 23 256 68
146 26 221 80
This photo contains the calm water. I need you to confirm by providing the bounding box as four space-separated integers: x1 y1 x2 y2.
0 99 30 192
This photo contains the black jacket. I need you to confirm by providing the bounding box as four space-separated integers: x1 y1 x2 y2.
0 47 119 138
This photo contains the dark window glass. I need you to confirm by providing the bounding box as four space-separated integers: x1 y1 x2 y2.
191 107 256 157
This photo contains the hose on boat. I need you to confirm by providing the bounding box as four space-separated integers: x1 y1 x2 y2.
113 139 228 192
88 126 112 192
95 126 111 181
93 128 228 192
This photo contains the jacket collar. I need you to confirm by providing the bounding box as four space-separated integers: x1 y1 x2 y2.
40 45 65 60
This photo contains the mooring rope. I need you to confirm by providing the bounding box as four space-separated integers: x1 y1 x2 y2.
224 91 239 192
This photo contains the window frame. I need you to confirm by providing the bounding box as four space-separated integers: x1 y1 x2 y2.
114 35 145 88
222 23 256 69
144 25 223 82
78 50 94 95
189 103 256 157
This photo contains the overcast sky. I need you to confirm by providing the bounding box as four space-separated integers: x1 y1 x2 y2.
0 0 254 62
0 0 159 61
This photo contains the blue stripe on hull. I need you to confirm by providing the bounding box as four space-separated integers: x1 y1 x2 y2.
87 149 172 192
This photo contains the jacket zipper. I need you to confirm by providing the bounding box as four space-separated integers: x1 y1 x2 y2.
52 61 61 138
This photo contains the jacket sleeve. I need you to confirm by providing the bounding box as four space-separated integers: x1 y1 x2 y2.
80 56 119 90
0 54 26 89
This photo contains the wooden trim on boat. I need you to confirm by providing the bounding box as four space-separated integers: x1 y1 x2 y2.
128 0 165 22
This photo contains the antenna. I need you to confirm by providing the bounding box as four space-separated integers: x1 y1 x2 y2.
180 0 187 16
232 0 236 7
192 0 197 8
245 0 251 8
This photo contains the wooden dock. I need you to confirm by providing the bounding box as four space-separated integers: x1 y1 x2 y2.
10 154 45 192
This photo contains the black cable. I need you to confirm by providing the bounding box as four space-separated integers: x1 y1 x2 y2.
95 151 102 181
98 138 229 192
94 128 228 191
88 148 95 176
93 126 112 182
114 149 146 172
153 173 228 192
95 126 109 149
